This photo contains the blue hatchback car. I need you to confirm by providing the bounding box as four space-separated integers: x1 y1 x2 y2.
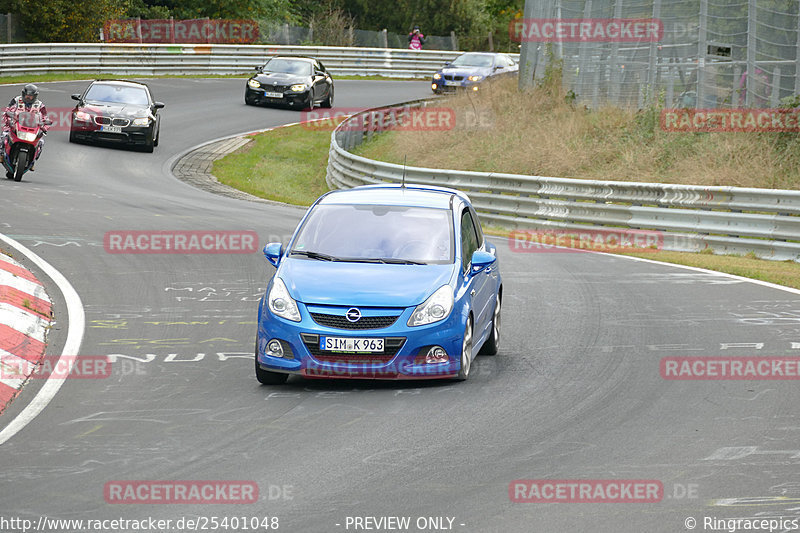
431 52 518 94
255 184 502 383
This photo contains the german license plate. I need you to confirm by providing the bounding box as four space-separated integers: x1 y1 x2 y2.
444 81 459 86
263 91 283 98
101 125 122 133
320 337 384 353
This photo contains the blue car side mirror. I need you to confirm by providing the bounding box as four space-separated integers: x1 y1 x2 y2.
470 250 496 275
263 242 283 268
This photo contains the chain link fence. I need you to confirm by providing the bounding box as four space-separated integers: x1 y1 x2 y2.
255 21 459 51
520 0 800 109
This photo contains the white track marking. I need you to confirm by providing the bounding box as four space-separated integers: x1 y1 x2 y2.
0 233 84 445
597 252 800 296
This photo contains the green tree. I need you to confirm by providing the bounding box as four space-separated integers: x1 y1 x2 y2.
168 0 293 20
9 0 128 42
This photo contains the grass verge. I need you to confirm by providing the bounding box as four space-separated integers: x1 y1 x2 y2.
353 76 800 190
212 121 337 206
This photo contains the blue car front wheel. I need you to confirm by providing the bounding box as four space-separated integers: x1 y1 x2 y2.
479 295 501 356
455 318 473 381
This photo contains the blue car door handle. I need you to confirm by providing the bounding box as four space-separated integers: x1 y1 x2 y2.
470 289 476 297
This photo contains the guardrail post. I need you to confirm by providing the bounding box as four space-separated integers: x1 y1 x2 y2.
380 29 388 48
450 31 458 51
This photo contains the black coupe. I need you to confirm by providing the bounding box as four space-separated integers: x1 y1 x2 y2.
245 56 333 110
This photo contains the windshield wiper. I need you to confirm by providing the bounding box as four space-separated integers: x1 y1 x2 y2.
289 250 341 261
346 258 426 265
376 258 426 265
290 252 425 265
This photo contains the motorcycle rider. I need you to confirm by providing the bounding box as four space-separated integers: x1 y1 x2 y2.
3 84 49 171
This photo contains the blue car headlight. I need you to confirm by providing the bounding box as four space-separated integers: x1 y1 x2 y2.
408 285 454 327
433 73 442 80
467 75 483 82
268 278 301 322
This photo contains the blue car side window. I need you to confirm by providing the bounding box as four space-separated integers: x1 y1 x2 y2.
460 209 479 273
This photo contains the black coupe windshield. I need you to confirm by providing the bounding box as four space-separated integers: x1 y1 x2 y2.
291 204 453 264
85 84 149 105
263 59 313 76
450 54 494 68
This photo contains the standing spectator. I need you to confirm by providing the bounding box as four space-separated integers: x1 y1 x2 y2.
408 25 425 50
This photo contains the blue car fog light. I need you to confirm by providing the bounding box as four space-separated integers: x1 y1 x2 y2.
267 339 293 359
425 346 449 364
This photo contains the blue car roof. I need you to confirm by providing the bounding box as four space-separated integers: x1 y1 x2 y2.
318 184 470 210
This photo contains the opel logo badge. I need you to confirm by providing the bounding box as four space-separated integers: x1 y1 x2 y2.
346 308 361 322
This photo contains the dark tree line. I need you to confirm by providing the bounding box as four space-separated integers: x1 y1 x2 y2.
0 0 523 45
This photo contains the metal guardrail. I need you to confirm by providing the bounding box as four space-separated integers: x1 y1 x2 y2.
0 43 518 78
327 100 800 262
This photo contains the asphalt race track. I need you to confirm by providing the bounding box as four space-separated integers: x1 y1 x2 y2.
1 78 800 533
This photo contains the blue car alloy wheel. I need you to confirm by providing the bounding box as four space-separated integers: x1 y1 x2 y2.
255 184 502 384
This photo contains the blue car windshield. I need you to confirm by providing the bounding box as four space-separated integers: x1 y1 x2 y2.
450 54 494 68
291 204 454 265
85 84 149 105
263 59 312 76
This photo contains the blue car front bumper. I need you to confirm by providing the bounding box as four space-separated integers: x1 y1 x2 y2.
256 299 466 380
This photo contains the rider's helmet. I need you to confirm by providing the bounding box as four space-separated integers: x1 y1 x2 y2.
21 84 39 105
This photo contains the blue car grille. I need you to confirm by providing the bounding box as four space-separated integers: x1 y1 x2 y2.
301 334 405 360
444 75 464 81
310 313 399 330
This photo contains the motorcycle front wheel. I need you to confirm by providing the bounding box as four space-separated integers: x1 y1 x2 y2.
14 149 28 182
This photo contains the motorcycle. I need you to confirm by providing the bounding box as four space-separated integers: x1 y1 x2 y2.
3 109 50 182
